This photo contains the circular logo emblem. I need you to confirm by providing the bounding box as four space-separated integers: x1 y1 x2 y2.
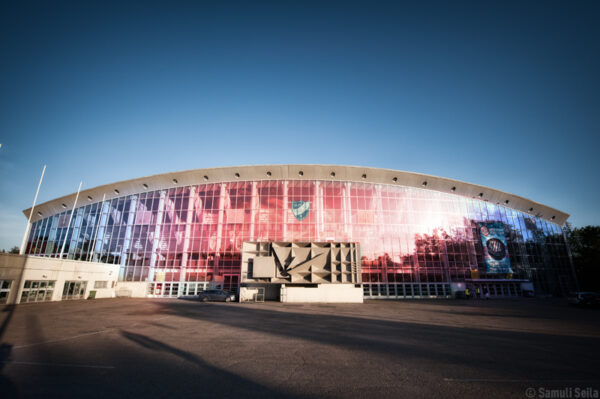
486 238 506 260
480 225 489 236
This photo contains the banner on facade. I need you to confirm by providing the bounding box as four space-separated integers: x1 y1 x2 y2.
478 222 513 274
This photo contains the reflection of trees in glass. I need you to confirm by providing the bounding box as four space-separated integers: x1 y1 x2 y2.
22 179 577 293
565 225 600 291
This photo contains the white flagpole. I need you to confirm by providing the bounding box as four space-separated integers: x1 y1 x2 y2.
59 181 83 259
88 193 106 262
20 165 46 255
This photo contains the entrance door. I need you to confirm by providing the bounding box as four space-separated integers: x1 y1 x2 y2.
62 281 87 300
223 275 239 293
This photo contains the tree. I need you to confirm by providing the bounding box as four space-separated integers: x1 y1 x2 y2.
9 246 20 254
566 225 600 291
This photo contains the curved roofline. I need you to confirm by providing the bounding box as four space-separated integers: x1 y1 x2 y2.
23 164 569 225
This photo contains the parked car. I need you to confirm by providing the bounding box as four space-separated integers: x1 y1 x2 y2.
568 292 600 308
199 289 237 302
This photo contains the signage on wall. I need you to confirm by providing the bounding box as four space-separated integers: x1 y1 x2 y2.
291 201 310 221
478 222 513 274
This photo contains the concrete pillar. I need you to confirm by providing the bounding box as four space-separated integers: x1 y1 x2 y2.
181 186 196 272
213 184 226 273
32 218 48 255
343 182 352 239
249 182 258 240
92 202 109 263
375 185 386 282
440 237 451 283
45 215 59 256
314 181 323 241
283 181 289 240
319 182 324 240
120 196 138 274
67 209 84 259
149 190 167 282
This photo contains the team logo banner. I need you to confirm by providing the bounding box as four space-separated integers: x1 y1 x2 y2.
291 200 310 221
478 222 513 274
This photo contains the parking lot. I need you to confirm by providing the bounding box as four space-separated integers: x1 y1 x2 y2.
1 298 599 398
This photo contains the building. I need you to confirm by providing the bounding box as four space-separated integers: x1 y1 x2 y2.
0 165 577 304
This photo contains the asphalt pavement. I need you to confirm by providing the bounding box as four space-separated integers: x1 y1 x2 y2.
0 298 599 398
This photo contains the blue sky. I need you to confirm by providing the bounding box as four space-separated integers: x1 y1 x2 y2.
1 0 599 249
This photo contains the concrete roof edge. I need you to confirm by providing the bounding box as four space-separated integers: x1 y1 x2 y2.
23 164 569 225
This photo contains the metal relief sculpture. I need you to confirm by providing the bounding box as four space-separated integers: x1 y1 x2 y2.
241 242 361 284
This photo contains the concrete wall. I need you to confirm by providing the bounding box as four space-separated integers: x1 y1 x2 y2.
0 254 27 304
239 286 262 302
0 253 119 304
280 284 363 303
1 254 365 304
239 284 281 301
114 282 149 298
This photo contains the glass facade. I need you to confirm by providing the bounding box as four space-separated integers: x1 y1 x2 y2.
24 180 576 295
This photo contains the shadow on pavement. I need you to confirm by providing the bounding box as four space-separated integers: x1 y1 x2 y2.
120 329 304 398
0 305 17 397
155 301 600 384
